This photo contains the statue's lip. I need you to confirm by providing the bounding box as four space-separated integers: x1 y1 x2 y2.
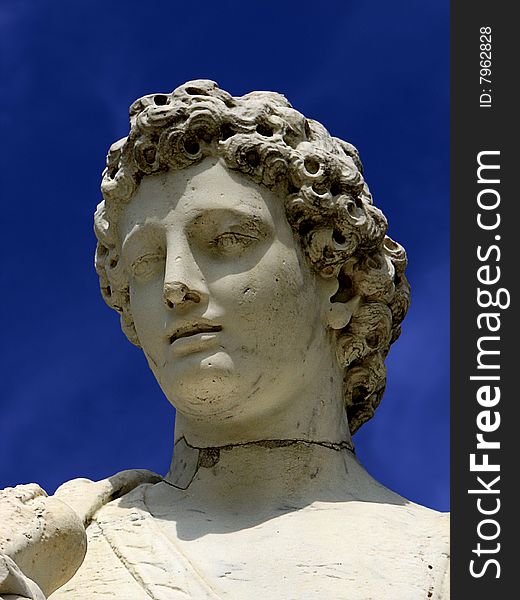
167 320 223 344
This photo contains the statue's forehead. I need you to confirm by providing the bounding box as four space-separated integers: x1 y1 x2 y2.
122 158 281 229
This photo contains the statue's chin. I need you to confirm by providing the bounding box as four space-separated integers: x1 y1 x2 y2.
155 349 250 420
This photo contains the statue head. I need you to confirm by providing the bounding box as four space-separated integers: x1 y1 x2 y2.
94 80 410 434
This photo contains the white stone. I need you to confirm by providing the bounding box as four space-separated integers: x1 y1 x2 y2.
0 81 449 600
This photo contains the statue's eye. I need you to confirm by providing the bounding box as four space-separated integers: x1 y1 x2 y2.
130 253 164 279
211 232 258 251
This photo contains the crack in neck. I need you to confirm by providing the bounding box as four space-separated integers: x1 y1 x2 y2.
164 436 355 491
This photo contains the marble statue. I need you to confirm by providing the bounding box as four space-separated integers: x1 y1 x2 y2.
0 80 449 599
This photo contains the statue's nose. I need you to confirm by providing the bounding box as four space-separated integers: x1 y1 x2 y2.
163 281 201 309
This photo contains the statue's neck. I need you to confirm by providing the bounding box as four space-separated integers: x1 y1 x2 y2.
160 359 391 507
164 436 366 508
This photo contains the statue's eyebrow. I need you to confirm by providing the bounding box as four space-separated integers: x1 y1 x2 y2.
187 207 268 231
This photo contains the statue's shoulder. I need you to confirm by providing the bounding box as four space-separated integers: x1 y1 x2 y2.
377 500 449 555
421 507 450 600
333 499 450 598
392 502 450 599
405 501 450 540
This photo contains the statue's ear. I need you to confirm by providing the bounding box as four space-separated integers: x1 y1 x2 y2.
326 294 361 330
321 260 360 330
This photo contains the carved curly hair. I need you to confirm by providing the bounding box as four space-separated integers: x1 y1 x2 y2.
94 79 410 434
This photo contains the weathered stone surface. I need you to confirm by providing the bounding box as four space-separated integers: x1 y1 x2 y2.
0 81 449 600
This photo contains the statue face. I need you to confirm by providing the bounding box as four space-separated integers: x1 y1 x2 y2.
119 158 336 426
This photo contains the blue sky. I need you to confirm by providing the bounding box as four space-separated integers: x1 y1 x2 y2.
0 0 449 510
